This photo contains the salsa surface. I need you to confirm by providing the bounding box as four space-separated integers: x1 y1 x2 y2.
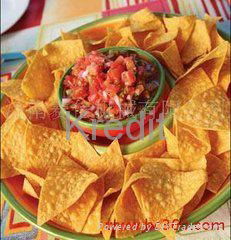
63 50 159 121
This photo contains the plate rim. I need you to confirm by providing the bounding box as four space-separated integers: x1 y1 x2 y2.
1 0 30 34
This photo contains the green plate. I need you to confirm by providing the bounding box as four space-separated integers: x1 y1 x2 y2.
1 12 230 240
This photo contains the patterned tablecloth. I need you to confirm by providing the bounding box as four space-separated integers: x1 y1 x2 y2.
1 0 230 239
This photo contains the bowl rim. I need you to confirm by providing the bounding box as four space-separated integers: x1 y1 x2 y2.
58 46 165 130
1 11 230 240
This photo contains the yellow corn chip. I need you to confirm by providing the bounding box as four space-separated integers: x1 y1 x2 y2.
43 40 86 70
129 8 165 32
209 130 230 155
181 19 211 64
153 41 185 78
22 51 54 100
163 126 179 158
132 162 207 222
176 87 230 131
37 164 98 225
206 151 230 193
1 79 37 104
168 68 213 108
60 31 80 40
23 178 39 199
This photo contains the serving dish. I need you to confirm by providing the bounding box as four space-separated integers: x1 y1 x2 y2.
1 11 230 240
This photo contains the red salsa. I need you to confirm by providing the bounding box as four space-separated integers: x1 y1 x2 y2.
63 50 159 121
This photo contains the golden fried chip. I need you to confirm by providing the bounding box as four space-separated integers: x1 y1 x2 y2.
1 113 29 179
182 183 206 217
1 79 37 104
218 44 230 92
89 139 125 197
181 19 211 64
23 50 37 65
144 30 177 51
153 41 185 78
1 103 15 119
23 178 39 199
71 132 100 168
163 126 179 158
82 178 104 234
174 15 196 52
37 164 98 225
168 68 213 108
105 28 122 47
129 8 165 33
209 130 230 155
43 39 86 70
22 51 54 100
114 187 144 238
24 124 80 178
176 122 210 170
178 41 228 84
53 177 103 233
176 87 230 131
132 162 207 222
116 27 138 47
206 152 230 193
124 140 166 162
101 193 119 240
159 209 183 239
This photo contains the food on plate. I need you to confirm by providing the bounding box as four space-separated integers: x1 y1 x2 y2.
62 50 160 121
1 8 230 240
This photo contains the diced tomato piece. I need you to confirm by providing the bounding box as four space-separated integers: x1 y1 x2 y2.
72 87 88 99
124 57 136 71
111 56 124 68
108 64 125 82
105 84 120 95
121 70 136 86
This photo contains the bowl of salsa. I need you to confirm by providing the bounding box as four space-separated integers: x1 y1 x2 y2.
58 47 165 137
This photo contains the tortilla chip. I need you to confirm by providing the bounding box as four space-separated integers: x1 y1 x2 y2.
71 132 100 169
182 183 206 217
163 126 179 158
176 122 210 170
43 40 86 70
1 103 15 119
178 41 228 82
174 15 196 52
23 50 37 65
129 8 165 33
37 164 98 225
132 162 207 222
89 139 125 197
144 29 177 51
168 68 213 108
1 114 29 179
123 140 166 162
22 51 54 100
206 152 230 193
53 177 103 233
82 178 104 234
114 187 144 238
101 193 119 240
209 130 230 155
23 178 39 199
1 79 37 104
159 209 183 239
218 44 230 92
105 28 122 47
24 124 81 178
60 31 80 40
176 87 230 131
153 41 185 78
181 19 211 64
116 27 138 47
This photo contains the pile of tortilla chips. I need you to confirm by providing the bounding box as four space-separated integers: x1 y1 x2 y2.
1 8 230 240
